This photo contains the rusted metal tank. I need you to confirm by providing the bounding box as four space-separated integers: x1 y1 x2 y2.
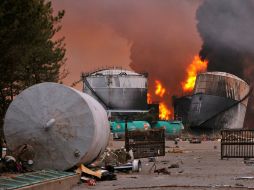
82 68 148 110
173 95 192 125
4 82 110 170
188 72 250 135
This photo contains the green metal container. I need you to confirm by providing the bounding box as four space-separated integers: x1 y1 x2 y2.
153 120 184 136
110 121 151 136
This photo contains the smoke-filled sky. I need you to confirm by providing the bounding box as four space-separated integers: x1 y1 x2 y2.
196 0 254 128
52 0 202 96
52 0 254 126
197 0 254 81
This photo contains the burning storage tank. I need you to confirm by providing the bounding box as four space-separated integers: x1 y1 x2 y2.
82 68 148 110
4 83 110 170
173 95 192 125
188 72 250 135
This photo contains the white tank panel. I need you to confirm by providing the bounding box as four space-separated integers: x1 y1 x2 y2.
4 82 110 170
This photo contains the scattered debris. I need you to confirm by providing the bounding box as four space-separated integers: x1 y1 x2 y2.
168 147 183 153
243 159 254 166
114 163 133 173
160 160 169 164
128 176 138 179
189 137 202 144
154 167 171 175
91 146 142 174
114 160 141 173
81 177 96 186
168 163 179 169
75 148 142 184
2 156 17 172
174 139 178 145
178 169 184 173
100 170 117 181
0 154 32 173
76 164 102 178
148 157 156 162
235 176 254 180
214 184 231 188
107 133 114 148
132 159 142 172
13 144 35 163
235 183 244 187
95 147 131 167
77 164 117 183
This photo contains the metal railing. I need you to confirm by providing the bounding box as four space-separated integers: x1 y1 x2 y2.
125 128 165 159
221 129 254 159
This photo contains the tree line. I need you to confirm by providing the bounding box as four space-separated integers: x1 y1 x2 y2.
0 0 67 139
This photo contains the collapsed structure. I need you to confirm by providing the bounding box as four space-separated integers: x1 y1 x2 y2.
187 72 250 135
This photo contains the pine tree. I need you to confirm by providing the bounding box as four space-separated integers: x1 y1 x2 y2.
0 0 67 138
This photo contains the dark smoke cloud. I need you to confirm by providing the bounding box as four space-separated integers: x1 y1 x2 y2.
94 1 201 97
53 0 201 104
196 0 254 127
197 0 254 79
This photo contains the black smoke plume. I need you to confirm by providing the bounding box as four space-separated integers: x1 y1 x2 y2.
196 0 254 128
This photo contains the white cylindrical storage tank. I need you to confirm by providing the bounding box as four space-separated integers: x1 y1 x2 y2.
83 68 148 110
4 82 110 170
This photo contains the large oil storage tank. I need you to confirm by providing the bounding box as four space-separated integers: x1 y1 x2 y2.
173 95 192 125
4 82 110 170
188 72 250 135
82 68 148 110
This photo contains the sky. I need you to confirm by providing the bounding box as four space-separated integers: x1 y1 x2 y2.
52 0 202 94
51 0 254 128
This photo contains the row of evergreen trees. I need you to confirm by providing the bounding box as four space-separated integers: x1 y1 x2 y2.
0 0 67 139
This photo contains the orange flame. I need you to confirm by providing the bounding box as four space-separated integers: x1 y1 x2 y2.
147 80 171 120
155 80 166 97
159 102 171 120
147 93 152 104
182 55 208 92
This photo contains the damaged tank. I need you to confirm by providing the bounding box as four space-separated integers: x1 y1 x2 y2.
188 72 250 135
173 95 192 125
4 82 110 170
82 68 148 110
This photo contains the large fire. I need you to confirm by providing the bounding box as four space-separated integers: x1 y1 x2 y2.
147 56 207 120
181 55 208 92
159 102 170 120
147 93 152 104
148 80 171 120
155 80 166 97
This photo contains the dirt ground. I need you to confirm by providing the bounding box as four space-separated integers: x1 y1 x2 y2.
72 140 254 190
